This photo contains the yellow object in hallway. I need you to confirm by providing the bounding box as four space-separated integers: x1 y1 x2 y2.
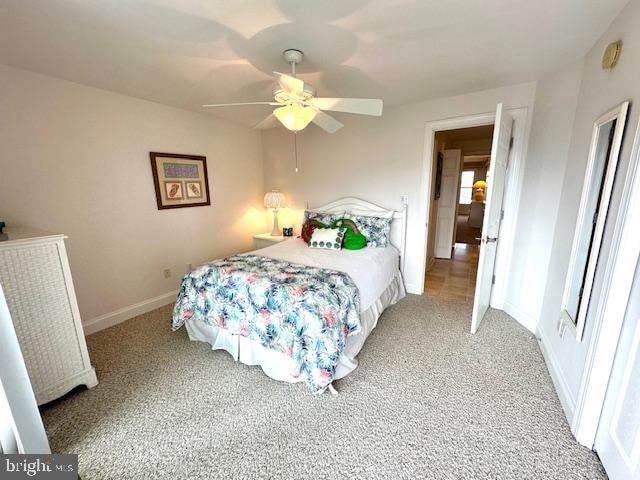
274 104 317 131
473 180 487 202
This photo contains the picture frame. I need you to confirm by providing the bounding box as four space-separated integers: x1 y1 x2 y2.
150 152 211 209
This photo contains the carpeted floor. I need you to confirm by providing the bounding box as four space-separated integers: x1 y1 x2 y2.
41 296 606 480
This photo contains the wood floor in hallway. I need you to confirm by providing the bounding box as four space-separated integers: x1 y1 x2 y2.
425 243 479 303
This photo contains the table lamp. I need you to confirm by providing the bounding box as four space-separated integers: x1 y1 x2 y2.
264 190 286 236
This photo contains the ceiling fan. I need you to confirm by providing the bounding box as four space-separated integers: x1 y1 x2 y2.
202 49 383 134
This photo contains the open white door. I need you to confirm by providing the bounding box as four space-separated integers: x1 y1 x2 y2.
470 104 513 334
434 149 462 259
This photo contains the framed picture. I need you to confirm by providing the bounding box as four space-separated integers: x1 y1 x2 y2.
185 181 203 199
150 152 210 209
434 152 443 199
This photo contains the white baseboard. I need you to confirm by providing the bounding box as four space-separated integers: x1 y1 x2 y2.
82 290 178 335
405 282 422 295
537 326 576 424
503 300 537 334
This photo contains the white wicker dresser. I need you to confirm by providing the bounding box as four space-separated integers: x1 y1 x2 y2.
0 227 97 405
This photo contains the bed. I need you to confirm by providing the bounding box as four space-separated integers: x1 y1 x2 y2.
172 197 407 394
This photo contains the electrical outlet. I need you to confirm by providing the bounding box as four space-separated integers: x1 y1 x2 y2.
163 268 171 279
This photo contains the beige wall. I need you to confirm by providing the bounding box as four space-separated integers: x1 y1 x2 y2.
262 82 536 293
505 63 583 330
0 65 267 324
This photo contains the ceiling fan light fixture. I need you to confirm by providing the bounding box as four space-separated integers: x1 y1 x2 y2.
202 49 382 134
273 104 316 132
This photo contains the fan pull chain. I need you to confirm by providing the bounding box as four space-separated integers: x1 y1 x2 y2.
294 132 299 173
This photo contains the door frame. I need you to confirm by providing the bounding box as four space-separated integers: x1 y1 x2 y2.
572 114 640 448
417 107 529 311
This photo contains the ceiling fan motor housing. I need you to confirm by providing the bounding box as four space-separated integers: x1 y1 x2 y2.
273 83 315 104
274 49 314 104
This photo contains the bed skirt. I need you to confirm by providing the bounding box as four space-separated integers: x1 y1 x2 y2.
184 271 406 384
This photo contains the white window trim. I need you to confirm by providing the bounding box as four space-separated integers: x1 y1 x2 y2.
559 101 629 341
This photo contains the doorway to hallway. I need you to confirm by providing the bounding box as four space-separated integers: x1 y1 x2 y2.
424 243 479 303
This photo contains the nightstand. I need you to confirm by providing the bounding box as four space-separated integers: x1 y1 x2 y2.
253 233 288 250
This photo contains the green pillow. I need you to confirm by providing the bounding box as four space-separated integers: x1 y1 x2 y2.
331 218 367 250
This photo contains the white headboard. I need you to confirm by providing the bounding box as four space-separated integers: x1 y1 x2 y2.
308 197 408 273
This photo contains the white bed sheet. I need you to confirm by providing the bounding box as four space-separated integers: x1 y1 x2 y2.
248 237 400 312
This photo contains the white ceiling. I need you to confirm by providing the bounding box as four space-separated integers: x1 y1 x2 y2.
0 0 628 127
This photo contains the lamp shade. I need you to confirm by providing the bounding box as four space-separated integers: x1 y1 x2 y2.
473 180 487 189
264 190 286 209
273 104 317 131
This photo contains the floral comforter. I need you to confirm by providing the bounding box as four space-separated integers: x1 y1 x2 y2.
172 254 361 394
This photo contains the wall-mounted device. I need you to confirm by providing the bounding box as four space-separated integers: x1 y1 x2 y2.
602 40 622 70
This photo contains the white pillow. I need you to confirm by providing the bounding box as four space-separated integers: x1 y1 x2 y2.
308 227 346 250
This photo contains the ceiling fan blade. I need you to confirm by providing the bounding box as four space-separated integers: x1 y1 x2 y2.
310 98 383 116
273 72 305 96
311 110 344 134
253 114 280 130
202 102 278 107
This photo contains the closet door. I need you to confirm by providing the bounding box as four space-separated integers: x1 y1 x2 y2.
434 149 461 259
594 264 640 480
